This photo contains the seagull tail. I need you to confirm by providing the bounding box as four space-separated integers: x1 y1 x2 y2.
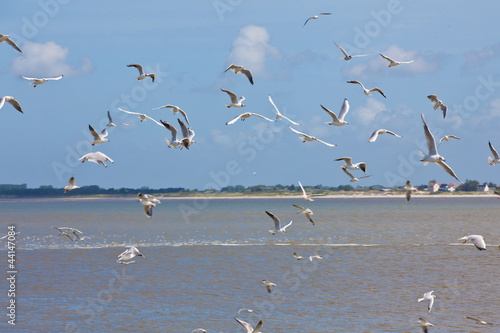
488 156 495 165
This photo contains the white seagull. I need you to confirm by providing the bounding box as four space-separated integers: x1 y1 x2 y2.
64 176 80 193
118 108 163 126
226 112 274 125
293 252 303 260
333 41 371 61
160 120 182 148
439 135 461 146
268 94 300 125
404 180 418 203
427 95 448 119
177 118 196 150
235 317 263 333
298 180 323 201
224 64 253 85
221 88 246 108
334 157 366 174
0 34 22 53
137 193 160 219
153 104 190 126
321 99 349 126
0 96 23 113
418 291 437 314
418 317 434 333
20 75 63 87
266 211 292 235
303 13 331 27
368 129 402 142
464 316 494 325
292 204 314 225
88 125 109 146
288 126 336 147
309 254 323 262
52 227 83 242
117 246 145 264
191 329 207 333
379 52 414 67
79 152 114 167
127 64 155 82
105 110 129 127
340 166 372 183
488 141 500 165
347 80 386 98
420 114 462 183
458 235 486 251
261 279 276 293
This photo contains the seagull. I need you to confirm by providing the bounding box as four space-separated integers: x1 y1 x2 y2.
334 157 366 174
118 107 163 126
105 110 129 127
303 13 331 27
427 95 448 119
321 99 349 126
347 80 386 98
420 114 462 183
439 135 461 146
458 235 486 251
224 64 253 85
88 125 109 146
160 120 182 148
464 316 494 325
64 176 80 193
298 180 323 201
0 34 22 53
309 254 323 261
235 317 263 333
137 193 160 219
127 64 155 82
153 104 190 126
191 329 207 333
418 291 437 314
177 118 196 150
404 180 418 203
293 252 304 260
0 96 23 113
379 53 414 67
261 279 276 293
488 141 500 165
288 126 336 147
226 112 275 125
221 88 246 108
340 166 373 183
79 152 114 167
268 94 300 125
237 308 261 317
333 41 371 61
53 227 84 242
292 204 314 225
418 317 434 333
117 246 145 264
368 129 402 142
266 211 292 235
20 75 63 87
137 192 161 205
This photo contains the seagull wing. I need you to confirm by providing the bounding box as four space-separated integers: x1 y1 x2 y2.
303 17 313 27
436 161 462 183
144 114 164 127
384 130 402 138
89 125 101 140
288 126 310 138
268 94 281 116
68 176 76 187
292 204 305 211
421 114 438 155
249 113 275 122
265 211 281 230
221 88 238 104
252 320 263 333
107 110 113 123
369 87 386 98
127 64 144 75
0 96 23 113
340 166 355 180
368 130 380 142
19 76 38 81
240 68 254 85
314 137 336 147
337 98 349 121
489 141 500 159
177 109 190 126
320 104 340 122
298 181 307 196
45 75 64 81
5 37 22 53
347 80 364 89
334 157 352 164
225 113 244 125
406 189 412 203
427 95 439 103
440 104 447 119
118 108 141 116
282 220 293 231
280 114 300 126
351 53 372 58
379 53 395 64
160 120 178 141
177 118 190 138
143 205 153 219
235 318 254 333
224 64 236 73
333 41 349 57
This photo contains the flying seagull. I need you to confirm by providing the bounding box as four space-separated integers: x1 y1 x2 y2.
153 104 190 125
293 252 303 260
268 94 300 125
191 329 207 333
379 52 414 67
321 99 349 126
368 129 402 142
427 95 447 119
464 316 494 325
127 64 155 82
288 126 336 147
235 317 263 333
420 114 462 183
177 118 196 150
458 235 486 251
261 279 276 293
52 227 84 242
118 108 163 126
439 135 461 146
309 254 323 262
105 109 129 127
418 317 434 333
137 193 160 219
64 176 80 193
0 34 22 53
404 180 418 203
488 141 500 165
88 125 109 146
79 152 114 167
20 75 63 87
0 96 23 113
226 112 274 125
221 88 246 108
340 165 373 183
418 290 437 314
303 13 331 27
117 246 145 264
292 204 314 225
298 180 323 201
334 157 366 174
266 211 292 235
224 64 253 85
333 41 371 61
160 120 182 148
347 80 386 98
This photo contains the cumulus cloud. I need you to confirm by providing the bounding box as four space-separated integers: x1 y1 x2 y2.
353 98 390 126
12 41 93 77
227 25 281 77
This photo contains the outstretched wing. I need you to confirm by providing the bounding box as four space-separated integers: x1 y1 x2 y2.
337 98 349 121
436 161 462 184
489 141 500 159
320 104 340 122
127 64 144 75
249 113 275 122
225 113 244 125
240 68 254 85
221 88 238 104
421 114 438 155
313 137 336 147
265 211 281 229
333 41 349 57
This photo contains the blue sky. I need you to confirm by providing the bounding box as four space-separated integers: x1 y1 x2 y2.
1 1 500 190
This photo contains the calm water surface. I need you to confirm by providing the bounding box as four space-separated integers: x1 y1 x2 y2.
0 196 499 332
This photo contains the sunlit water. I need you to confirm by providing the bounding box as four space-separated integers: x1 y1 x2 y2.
0 197 499 332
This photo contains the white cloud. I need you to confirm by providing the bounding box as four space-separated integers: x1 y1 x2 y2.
462 43 500 72
227 25 281 77
354 98 390 126
12 41 93 77
488 98 500 117
211 129 234 147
